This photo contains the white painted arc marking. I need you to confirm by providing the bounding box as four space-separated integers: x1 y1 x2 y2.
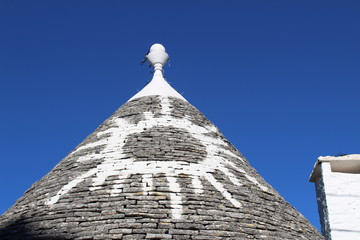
46 96 269 219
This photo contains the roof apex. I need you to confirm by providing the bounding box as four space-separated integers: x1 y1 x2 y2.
129 44 187 102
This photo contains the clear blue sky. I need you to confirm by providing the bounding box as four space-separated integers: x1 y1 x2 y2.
1 1 359 231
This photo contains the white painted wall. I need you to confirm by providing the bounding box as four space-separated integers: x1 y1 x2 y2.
314 160 360 240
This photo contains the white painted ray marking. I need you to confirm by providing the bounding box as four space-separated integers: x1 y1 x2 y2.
191 176 203 194
166 175 183 219
46 168 98 205
219 159 268 191
243 175 268 191
207 124 219 133
201 156 243 187
205 173 242 208
46 96 269 218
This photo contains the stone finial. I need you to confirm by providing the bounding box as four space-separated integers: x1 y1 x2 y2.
128 44 186 102
145 43 169 72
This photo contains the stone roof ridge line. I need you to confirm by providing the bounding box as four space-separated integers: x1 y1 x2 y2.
128 43 187 102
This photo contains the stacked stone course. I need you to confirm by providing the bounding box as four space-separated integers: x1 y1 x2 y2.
0 96 323 239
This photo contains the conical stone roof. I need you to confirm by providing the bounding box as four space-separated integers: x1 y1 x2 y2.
0 44 324 240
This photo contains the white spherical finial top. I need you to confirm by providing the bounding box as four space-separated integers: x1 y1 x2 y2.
146 43 169 71
149 43 166 52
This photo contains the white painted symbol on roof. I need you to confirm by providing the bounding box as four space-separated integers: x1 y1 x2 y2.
46 97 268 219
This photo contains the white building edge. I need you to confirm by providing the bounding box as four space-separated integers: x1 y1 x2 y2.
310 154 360 240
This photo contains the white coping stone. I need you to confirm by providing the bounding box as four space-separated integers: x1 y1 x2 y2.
318 154 360 161
310 154 360 182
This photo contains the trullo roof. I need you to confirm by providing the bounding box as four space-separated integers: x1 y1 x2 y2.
0 44 324 240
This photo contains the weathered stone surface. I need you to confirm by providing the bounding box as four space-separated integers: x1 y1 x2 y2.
0 96 324 239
